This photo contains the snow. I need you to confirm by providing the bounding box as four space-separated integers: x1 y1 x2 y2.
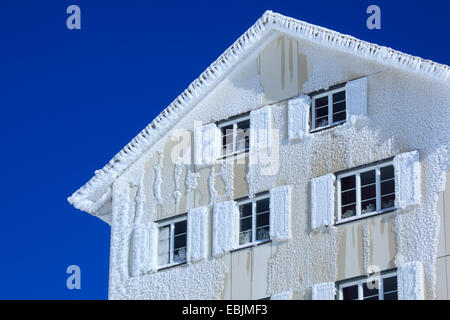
288 95 310 140
270 291 292 300
187 206 208 262
269 185 292 241
249 105 272 164
186 165 199 193
212 201 239 256
398 261 425 300
310 173 335 230
153 152 163 204
131 223 158 276
345 77 367 124
312 282 335 300
195 123 221 166
394 150 421 210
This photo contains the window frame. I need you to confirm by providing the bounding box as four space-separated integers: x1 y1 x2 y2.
310 86 346 132
217 114 250 159
336 160 395 224
337 271 398 300
157 214 187 270
236 193 271 250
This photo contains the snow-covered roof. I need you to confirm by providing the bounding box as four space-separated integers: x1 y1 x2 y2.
68 10 450 216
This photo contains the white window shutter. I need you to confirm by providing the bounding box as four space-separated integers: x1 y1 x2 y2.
394 150 421 210
345 77 367 122
398 261 425 300
312 282 336 300
271 291 292 300
288 95 310 140
194 123 221 166
311 173 336 230
213 201 239 256
187 206 208 262
131 223 158 276
250 105 272 161
269 185 292 241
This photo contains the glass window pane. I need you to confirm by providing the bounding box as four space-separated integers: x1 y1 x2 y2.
360 170 375 186
174 234 186 249
361 184 376 201
315 117 328 128
341 189 356 206
239 230 252 245
315 96 328 107
173 247 186 263
158 226 170 265
256 212 269 228
240 203 252 218
256 198 270 214
333 90 345 102
315 105 329 118
381 194 395 209
381 180 395 196
383 292 398 300
380 165 394 181
333 101 346 114
342 204 356 219
240 216 252 232
333 110 346 123
342 285 358 300
383 276 397 293
256 226 270 241
361 199 376 214
175 220 187 236
237 119 250 131
158 252 170 266
363 280 379 300
341 175 355 191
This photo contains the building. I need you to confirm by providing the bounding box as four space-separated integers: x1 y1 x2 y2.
68 11 450 300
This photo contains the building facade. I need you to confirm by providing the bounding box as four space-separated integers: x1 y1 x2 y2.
68 11 450 300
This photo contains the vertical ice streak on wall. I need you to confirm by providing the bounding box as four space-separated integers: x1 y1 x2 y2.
153 152 163 204
109 181 132 298
186 165 199 193
173 162 183 212
362 223 370 273
209 168 217 205
220 162 234 201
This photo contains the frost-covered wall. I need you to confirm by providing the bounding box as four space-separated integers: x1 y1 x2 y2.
107 32 450 300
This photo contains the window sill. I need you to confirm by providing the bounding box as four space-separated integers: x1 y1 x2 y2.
334 208 396 226
232 239 271 253
218 150 249 163
310 120 346 134
157 261 187 272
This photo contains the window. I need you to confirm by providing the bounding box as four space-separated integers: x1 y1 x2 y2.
311 86 346 131
337 160 395 223
338 272 398 300
218 114 250 158
157 215 187 268
237 194 270 247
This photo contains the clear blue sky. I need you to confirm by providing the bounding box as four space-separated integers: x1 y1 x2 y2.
0 0 448 299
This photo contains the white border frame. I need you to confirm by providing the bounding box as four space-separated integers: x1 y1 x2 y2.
157 215 187 270
336 161 395 224
311 87 346 132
